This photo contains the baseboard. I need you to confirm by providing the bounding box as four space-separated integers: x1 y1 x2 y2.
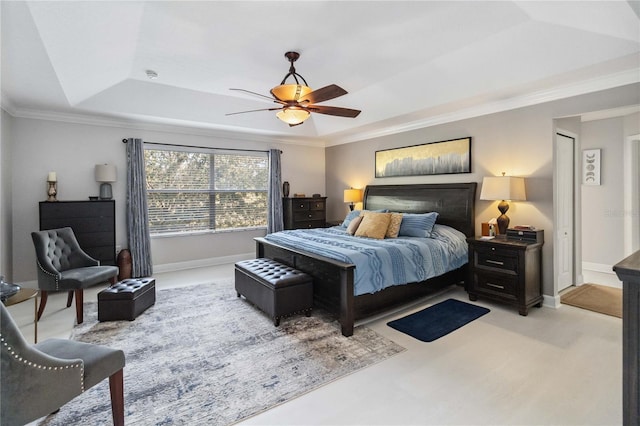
581 261 622 289
15 253 253 288
153 252 254 274
543 294 561 309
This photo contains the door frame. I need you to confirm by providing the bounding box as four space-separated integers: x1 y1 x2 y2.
552 129 582 307
624 133 640 255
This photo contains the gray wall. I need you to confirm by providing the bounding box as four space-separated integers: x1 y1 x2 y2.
7 116 325 283
580 117 625 265
4 83 639 292
325 83 640 297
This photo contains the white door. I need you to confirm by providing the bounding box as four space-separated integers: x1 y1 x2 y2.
555 133 575 292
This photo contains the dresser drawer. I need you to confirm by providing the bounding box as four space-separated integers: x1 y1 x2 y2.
296 220 325 229
309 200 325 211
294 210 325 222
292 200 310 211
475 246 519 272
474 271 517 299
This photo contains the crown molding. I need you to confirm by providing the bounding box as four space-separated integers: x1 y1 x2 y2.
5 106 327 148
0 92 18 116
580 105 640 122
325 68 640 146
4 69 638 149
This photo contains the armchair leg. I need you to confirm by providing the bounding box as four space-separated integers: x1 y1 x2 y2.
66 290 74 307
109 369 125 426
37 291 48 321
74 289 84 324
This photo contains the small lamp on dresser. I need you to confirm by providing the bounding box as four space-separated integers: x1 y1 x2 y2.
343 188 363 211
480 172 526 234
95 164 117 200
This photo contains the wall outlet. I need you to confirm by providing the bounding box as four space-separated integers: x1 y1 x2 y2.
115 245 122 254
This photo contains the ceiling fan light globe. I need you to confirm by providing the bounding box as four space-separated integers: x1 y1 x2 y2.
271 84 312 102
276 108 310 125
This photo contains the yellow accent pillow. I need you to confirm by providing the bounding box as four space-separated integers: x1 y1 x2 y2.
386 213 403 238
355 212 392 239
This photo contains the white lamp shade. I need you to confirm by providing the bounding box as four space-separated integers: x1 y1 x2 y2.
95 164 117 182
480 176 526 201
343 188 363 203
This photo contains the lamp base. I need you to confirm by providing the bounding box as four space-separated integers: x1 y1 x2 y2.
99 183 113 200
497 214 510 235
349 203 355 211
496 200 510 235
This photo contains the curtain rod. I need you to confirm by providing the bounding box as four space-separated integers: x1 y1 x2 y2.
121 139 281 154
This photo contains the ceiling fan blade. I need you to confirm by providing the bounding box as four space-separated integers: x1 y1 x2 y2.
307 105 361 118
299 84 348 104
225 107 283 116
229 88 285 104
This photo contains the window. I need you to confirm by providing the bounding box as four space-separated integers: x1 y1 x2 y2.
144 146 268 235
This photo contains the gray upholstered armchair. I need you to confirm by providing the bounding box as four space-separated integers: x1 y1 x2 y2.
31 227 118 324
0 303 125 425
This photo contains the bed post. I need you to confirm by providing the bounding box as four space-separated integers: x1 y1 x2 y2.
340 268 355 337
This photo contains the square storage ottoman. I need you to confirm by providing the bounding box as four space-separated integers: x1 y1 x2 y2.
98 277 156 321
235 258 313 326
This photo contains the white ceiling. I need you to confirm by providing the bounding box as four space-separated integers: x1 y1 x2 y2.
2 1 639 146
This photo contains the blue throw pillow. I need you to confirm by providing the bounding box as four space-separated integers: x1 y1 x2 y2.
399 212 439 237
341 210 362 228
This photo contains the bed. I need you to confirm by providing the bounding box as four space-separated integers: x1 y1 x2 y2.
255 183 477 336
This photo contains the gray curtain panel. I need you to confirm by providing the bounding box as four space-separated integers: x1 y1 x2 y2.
267 149 284 234
126 138 153 277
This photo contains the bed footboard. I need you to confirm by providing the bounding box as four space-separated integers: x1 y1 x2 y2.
255 237 356 336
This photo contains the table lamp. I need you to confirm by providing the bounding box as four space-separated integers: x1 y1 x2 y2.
480 173 526 235
343 188 363 211
95 164 117 200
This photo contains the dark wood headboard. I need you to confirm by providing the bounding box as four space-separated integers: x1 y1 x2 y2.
363 183 477 237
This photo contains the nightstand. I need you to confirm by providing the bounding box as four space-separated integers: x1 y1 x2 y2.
466 234 543 316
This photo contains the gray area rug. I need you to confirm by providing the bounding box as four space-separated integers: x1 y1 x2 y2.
39 279 405 425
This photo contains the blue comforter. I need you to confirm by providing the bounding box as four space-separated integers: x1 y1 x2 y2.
263 224 468 296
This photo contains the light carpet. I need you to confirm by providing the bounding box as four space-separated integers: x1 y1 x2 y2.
39 279 405 425
561 283 622 318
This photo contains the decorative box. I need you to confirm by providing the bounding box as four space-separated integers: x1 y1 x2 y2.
506 228 544 243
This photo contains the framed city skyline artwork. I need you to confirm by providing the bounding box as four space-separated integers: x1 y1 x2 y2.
375 137 472 178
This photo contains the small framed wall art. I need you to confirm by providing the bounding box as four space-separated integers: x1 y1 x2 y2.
582 149 601 185
375 137 471 178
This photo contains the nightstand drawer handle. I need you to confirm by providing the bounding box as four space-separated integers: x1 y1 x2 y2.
486 260 504 266
486 282 505 290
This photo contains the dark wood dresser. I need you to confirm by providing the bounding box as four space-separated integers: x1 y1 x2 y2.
467 234 543 316
39 200 116 266
283 197 327 229
613 250 640 426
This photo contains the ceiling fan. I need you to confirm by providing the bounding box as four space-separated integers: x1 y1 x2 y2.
227 51 361 127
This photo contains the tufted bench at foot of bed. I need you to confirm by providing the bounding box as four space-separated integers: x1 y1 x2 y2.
235 258 313 326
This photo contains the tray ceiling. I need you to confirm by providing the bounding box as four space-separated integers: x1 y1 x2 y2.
2 1 639 145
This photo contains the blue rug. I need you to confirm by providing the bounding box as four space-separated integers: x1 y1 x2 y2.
387 299 490 342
